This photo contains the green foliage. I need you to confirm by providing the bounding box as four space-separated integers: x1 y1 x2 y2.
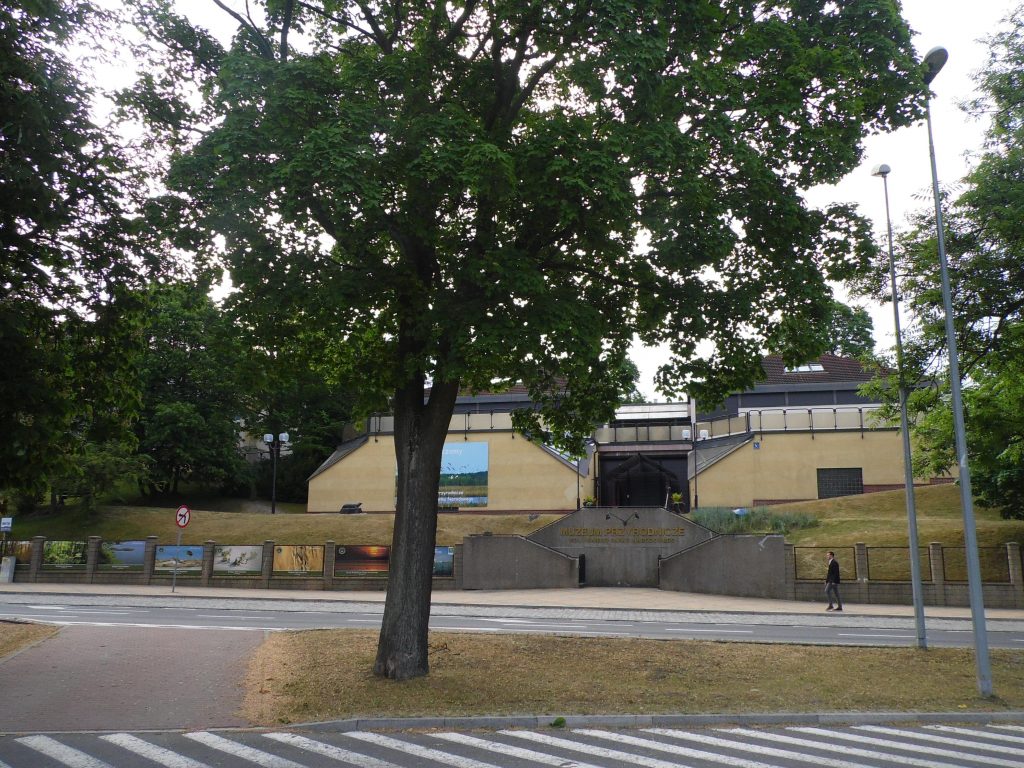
49 440 150 510
0 0 160 501
135 282 248 495
692 507 819 535
125 0 924 428
823 301 875 359
850 5 1024 519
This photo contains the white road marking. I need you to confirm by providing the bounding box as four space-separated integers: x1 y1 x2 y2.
25 605 68 610
500 729 683 768
925 725 1024 744
46 621 284 631
793 726 1023 767
346 731 504 768
65 610 141 615
643 728 888 768
727 727 960 768
665 628 754 634
183 731 307 767
856 725 1024 756
14 735 113 768
576 728 786 767
436 732 608 767
994 725 1024 732
264 733 401 768
101 733 211 768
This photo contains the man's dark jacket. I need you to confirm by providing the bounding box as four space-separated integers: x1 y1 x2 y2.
827 559 841 584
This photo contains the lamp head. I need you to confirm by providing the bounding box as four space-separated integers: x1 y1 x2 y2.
922 47 948 85
872 163 891 178
263 433 274 444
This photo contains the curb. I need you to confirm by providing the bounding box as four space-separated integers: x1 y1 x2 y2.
291 710 1024 732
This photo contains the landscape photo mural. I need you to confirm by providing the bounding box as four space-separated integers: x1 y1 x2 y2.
438 442 488 508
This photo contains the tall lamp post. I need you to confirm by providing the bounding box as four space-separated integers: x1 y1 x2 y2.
690 397 699 511
263 432 290 515
923 46 992 696
872 163 927 650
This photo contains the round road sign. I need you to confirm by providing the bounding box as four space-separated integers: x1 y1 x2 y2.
175 505 191 528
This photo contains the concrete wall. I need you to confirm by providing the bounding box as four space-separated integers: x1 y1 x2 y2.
460 535 580 589
660 535 789 599
527 507 714 587
308 432 584 513
695 430 908 507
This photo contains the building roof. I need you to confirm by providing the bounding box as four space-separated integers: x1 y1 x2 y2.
758 354 875 386
307 434 369 482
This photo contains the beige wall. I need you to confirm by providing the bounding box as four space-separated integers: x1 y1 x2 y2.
694 430 911 508
308 433 585 512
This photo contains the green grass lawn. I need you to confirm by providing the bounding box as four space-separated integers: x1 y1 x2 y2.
773 484 1024 548
7 484 1022 548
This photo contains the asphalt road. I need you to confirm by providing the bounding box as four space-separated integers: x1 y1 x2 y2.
1 598 1023 648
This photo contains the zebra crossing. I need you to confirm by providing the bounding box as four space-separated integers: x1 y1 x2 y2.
0 723 1021 767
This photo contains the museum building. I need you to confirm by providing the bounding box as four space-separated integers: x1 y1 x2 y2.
307 355 932 513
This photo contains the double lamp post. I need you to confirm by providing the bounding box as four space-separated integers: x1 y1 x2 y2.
871 46 991 697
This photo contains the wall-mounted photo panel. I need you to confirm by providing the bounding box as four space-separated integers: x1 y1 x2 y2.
154 545 203 572
395 442 490 509
42 541 87 569
433 546 455 576
213 545 263 574
334 545 389 575
438 442 488 507
273 545 324 575
98 540 147 570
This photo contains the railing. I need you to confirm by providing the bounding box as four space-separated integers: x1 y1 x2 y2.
793 546 857 581
794 544 1019 585
942 546 1012 583
866 546 930 582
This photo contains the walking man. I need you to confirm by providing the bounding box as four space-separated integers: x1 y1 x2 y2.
825 550 843 611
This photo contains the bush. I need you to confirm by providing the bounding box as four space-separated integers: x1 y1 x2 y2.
692 507 819 536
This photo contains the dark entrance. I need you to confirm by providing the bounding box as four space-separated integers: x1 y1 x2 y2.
599 453 684 508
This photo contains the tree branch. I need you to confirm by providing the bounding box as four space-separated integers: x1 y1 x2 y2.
294 1 378 45
355 0 391 52
279 0 295 61
210 0 274 59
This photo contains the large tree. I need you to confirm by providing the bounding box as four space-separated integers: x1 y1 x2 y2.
0 0 157 505
135 282 250 496
127 0 924 678
852 5 1024 518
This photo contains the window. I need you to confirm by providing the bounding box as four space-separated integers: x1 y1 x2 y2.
817 468 864 499
784 363 824 373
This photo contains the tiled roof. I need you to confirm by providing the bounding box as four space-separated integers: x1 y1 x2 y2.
758 354 874 385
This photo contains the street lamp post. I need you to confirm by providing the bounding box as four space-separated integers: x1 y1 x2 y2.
872 162 927 650
923 46 992 696
263 432 290 515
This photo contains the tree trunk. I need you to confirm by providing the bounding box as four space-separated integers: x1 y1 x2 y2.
373 377 460 680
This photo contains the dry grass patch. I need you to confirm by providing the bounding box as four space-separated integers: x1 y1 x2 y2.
242 630 1024 724
12 506 559 546
0 621 58 660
